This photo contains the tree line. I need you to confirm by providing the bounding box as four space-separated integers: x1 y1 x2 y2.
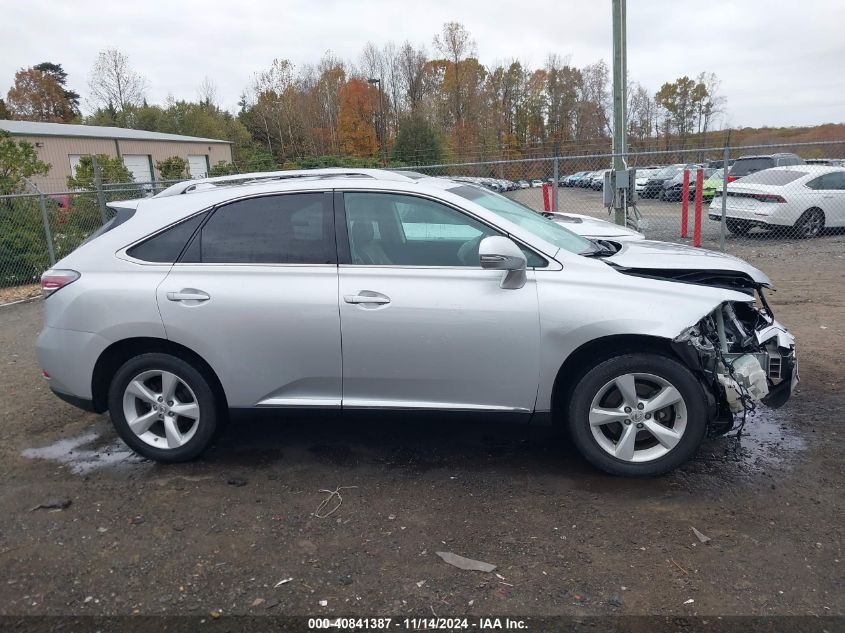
1 23 728 171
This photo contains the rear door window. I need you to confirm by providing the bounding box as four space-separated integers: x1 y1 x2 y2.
188 193 335 264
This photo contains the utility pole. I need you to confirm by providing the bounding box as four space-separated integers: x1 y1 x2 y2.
611 0 628 226
368 78 386 165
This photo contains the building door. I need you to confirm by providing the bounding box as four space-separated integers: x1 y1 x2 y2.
187 155 209 178
123 155 153 184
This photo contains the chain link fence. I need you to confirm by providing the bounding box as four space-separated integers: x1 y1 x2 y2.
1 140 843 300
0 177 180 298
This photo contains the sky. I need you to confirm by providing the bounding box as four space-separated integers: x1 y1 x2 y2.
3 0 844 129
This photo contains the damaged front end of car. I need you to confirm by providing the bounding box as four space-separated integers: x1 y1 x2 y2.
672 292 798 436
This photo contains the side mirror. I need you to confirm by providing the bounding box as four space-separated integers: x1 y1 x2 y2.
479 236 527 289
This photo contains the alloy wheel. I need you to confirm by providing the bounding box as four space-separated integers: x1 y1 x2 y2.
588 373 688 463
122 370 201 449
797 210 824 238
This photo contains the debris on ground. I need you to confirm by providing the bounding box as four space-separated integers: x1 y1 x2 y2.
608 593 623 608
128 516 145 525
29 498 72 512
416 580 426 588
251 598 265 607
435 551 496 572
274 578 293 588
691 526 712 543
319 599 328 606
227 478 248 487
684 599 695 605
314 486 357 518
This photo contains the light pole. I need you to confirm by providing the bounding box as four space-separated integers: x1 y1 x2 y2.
367 77 386 165
611 0 628 226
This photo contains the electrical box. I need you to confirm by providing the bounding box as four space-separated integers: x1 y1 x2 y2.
602 168 638 205
602 170 613 206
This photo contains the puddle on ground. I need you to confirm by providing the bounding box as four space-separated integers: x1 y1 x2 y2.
701 405 807 471
21 429 148 474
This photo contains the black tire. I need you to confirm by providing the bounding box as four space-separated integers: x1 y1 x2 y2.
793 208 825 238
108 353 219 463
726 219 751 235
567 353 708 477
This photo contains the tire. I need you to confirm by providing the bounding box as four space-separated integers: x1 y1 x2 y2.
726 219 751 235
567 353 708 476
108 353 219 463
793 208 825 238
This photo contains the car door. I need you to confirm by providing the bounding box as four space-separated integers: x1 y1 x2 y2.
819 172 845 227
336 190 541 414
155 192 342 408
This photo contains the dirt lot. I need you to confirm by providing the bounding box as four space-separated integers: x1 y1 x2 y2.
0 232 843 622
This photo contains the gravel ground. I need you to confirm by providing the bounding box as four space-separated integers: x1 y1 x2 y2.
0 232 843 621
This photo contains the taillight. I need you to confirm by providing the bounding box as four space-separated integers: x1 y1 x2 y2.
751 193 786 203
727 175 737 183
41 269 80 297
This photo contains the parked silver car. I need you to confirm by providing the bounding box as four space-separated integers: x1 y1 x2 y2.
37 169 797 476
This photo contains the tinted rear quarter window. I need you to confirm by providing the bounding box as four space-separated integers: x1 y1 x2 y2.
731 158 775 178
192 193 335 264
128 212 206 263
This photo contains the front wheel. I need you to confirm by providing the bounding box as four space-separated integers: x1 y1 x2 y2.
568 354 708 476
108 353 219 463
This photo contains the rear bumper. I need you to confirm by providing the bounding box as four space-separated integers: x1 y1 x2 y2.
51 387 98 413
36 326 109 402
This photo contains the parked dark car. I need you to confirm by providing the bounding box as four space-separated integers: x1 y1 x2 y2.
660 168 717 202
728 153 804 182
640 165 684 198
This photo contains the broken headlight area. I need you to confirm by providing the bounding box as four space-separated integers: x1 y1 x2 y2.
673 295 797 434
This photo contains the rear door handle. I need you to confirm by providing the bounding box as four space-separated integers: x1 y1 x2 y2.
166 289 210 302
344 292 390 305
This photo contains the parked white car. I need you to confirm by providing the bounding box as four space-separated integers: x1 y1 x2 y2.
709 166 845 237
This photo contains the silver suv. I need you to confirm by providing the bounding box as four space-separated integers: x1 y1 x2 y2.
36 169 797 476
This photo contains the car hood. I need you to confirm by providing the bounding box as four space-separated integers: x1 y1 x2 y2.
604 240 772 288
550 213 644 240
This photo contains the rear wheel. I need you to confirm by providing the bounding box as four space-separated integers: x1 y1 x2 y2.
567 354 708 476
726 219 751 235
793 208 825 238
108 353 219 462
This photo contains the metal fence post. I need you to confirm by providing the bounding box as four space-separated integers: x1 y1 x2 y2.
553 157 560 212
92 155 108 224
38 192 56 266
719 141 730 252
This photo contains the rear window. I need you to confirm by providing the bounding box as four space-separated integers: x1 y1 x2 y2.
731 158 774 178
739 170 807 186
128 212 207 263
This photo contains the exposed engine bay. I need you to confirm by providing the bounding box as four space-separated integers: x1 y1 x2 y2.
672 291 798 435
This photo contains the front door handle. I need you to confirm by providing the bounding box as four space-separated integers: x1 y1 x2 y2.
166 289 210 302
344 292 390 305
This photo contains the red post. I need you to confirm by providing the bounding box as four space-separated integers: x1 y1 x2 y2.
542 183 551 212
693 168 704 247
680 169 690 238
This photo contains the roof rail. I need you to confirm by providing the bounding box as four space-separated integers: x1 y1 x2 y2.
154 168 417 198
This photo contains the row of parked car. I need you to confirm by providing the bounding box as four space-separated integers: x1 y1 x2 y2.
561 153 845 238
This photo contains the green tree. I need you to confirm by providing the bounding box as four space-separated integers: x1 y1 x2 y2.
391 115 444 164
33 62 80 118
155 156 188 180
208 160 237 176
0 130 50 194
0 98 11 119
655 76 706 148
66 154 132 189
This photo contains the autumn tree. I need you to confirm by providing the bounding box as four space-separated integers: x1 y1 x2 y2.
337 78 378 157
0 99 9 119
33 63 80 115
6 67 77 122
433 22 476 126
88 49 147 112
655 76 708 148
0 130 50 194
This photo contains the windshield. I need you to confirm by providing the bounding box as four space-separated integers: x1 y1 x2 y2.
652 166 678 179
447 185 595 255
